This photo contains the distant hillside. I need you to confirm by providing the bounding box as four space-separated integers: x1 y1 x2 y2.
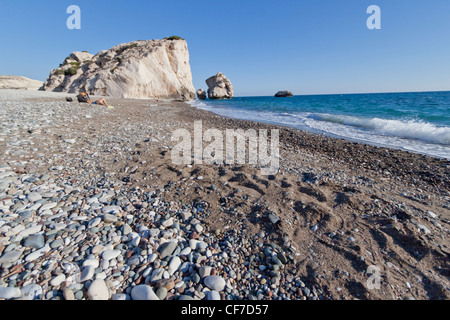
0 75 43 90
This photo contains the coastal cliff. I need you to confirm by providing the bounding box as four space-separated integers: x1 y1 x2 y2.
40 39 196 101
0 76 43 90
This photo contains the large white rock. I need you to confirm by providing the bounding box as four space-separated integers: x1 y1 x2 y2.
0 75 43 90
206 72 233 99
41 39 195 101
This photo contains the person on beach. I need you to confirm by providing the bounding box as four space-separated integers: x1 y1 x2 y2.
77 92 108 107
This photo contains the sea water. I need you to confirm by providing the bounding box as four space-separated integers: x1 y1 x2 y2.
190 91 450 159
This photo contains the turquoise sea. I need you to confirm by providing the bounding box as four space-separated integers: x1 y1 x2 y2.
190 91 450 159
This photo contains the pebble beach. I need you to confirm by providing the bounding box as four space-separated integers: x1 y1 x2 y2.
0 89 449 300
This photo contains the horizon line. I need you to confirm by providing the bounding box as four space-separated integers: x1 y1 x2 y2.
231 89 450 98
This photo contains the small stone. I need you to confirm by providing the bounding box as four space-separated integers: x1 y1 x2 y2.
50 239 64 249
418 224 431 234
19 225 43 238
194 224 204 233
131 285 160 300
199 266 212 278
103 213 118 223
27 192 42 203
277 253 288 264
205 290 221 300
102 249 121 261
50 274 66 287
102 206 121 214
162 218 174 228
23 234 45 249
156 287 167 300
156 278 175 291
39 202 57 212
0 250 23 264
88 217 101 228
204 275 226 291
80 265 96 282
82 259 100 268
268 214 280 224
168 256 181 275
20 284 42 300
87 279 110 300
158 241 177 259
25 244 50 262
63 288 75 300
0 286 22 300
427 211 437 219
112 293 128 300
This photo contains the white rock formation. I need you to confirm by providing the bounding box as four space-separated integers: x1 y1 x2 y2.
206 72 233 99
0 76 43 90
40 39 196 101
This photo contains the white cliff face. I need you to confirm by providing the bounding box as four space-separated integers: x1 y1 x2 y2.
205 72 233 99
0 76 43 90
40 39 196 101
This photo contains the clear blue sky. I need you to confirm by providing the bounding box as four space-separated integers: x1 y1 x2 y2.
1 0 449 96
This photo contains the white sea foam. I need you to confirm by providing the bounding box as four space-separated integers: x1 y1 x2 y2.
188 99 450 159
310 114 450 145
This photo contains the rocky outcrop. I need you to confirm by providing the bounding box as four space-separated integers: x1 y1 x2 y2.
205 72 233 99
275 91 293 97
0 76 43 90
40 39 196 101
196 89 207 100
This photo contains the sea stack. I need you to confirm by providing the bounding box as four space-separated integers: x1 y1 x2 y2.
40 38 196 101
206 72 233 99
196 89 207 100
275 90 293 97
